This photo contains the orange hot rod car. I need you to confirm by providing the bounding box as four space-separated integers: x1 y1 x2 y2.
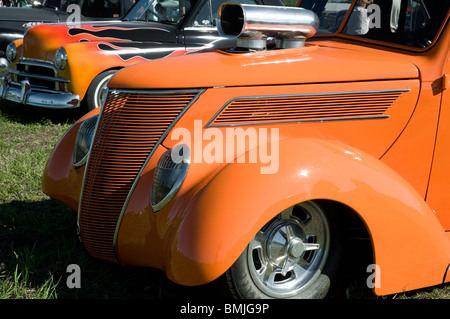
41 0 449 299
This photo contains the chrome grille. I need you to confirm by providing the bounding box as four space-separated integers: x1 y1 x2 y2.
78 89 201 263
11 59 69 92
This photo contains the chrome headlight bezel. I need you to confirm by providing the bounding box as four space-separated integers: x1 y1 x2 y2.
151 144 190 212
54 47 68 70
6 42 16 62
73 115 99 168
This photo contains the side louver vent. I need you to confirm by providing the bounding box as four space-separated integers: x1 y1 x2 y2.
207 90 406 126
78 89 201 263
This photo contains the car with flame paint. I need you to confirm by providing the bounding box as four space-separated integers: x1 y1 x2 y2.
41 0 450 298
0 0 284 111
0 0 134 57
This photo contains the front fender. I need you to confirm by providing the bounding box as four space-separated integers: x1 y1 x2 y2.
121 137 449 295
61 41 188 100
59 42 127 100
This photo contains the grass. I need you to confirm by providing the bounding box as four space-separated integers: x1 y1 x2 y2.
0 101 213 300
0 100 448 301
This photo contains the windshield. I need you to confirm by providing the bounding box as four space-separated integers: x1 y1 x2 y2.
42 0 80 10
300 0 353 33
42 0 124 18
299 0 449 49
124 0 195 23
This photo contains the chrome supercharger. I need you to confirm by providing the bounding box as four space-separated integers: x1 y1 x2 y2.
217 3 319 50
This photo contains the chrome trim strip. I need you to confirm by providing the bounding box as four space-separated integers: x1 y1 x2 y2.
10 81 67 94
20 57 54 64
16 59 57 73
205 89 410 127
10 69 70 83
107 88 204 95
184 27 217 31
208 115 391 127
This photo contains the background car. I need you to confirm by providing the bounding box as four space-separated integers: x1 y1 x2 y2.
0 0 135 57
0 0 285 111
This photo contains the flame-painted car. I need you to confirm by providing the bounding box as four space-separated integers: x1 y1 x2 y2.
42 0 450 299
0 0 283 111
0 0 134 57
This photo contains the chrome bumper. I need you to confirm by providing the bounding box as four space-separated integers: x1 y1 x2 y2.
0 76 80 109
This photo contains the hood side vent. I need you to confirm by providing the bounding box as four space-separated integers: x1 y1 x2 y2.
207 90 407 126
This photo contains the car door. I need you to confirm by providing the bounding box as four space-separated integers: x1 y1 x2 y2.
425 51 450 231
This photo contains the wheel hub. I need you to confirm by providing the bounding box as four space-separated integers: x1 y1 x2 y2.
266 222 305 266
288 237 305 258
247 202 330 298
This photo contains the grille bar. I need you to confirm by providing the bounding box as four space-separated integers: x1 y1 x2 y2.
78 89 201 263
13 59 68 92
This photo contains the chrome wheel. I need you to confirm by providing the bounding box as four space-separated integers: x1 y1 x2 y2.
93 73 114 109
86 70 117 111
227 201 333 299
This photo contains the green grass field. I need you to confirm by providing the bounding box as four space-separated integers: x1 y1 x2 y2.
0 100 448 300
0 101 212 299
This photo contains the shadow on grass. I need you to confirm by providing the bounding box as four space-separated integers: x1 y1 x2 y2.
0 199 222 299
0 101 86 126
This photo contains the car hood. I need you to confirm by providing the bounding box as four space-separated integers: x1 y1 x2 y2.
0 7 63 23
108 44 419 89
22 21 178 60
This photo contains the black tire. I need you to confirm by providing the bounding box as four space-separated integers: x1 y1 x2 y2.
225 201 340 299
85 69 118 111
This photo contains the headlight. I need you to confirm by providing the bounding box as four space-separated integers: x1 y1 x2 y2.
73 115 99 167
6 42 16 62
151 144 190 212
54 47 67 70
